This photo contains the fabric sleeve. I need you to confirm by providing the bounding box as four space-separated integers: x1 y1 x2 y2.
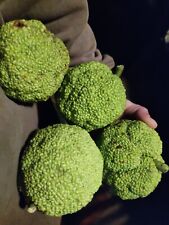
1 0 115 68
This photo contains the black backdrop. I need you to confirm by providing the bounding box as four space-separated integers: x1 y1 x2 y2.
88 0 169 224
88 0 169 155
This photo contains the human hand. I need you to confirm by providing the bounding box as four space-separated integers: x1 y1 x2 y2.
123 100 158 129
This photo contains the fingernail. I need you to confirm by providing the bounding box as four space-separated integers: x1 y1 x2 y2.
149 118 158 128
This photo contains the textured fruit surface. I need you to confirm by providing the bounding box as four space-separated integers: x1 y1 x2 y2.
56 61 126 131
0 19 69 102
21 124 103 216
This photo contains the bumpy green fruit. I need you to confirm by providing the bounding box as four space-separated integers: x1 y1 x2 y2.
21 124 103 216
55 61 126 131
98 120 169 200
0 19 70 102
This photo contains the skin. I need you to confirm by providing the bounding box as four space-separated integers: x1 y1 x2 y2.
124 100 158 129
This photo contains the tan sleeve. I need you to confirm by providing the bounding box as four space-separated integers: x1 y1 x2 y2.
1 0 115 68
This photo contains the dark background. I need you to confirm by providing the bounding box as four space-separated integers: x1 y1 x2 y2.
62 1 169 225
